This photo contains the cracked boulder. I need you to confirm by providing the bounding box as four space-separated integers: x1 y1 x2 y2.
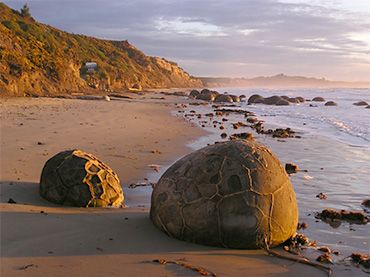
40 149 124 207
150 140 298 249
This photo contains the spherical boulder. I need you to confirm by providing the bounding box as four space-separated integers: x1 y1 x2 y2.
263 96 283 105
40 149 124 207
353 101 368 106
189 90 200 98
248 94 264 104
312 96 325 102
324 101 337 106
196 89 219 102
150 140 298 249
214 94 233 103
276 99 290 106
230 95 240 103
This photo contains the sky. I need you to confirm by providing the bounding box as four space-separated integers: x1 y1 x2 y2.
3 0 370 82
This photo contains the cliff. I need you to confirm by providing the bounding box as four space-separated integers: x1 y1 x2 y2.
0 3 201 96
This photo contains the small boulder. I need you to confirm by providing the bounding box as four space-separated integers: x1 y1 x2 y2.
263 96 282 105
247 94 264 104
214 94 233 103
285 163 299 174
353 101 368 106
325 101 337 106
189 90 200 98
276 99 290 106
230 95 240 103
312 97 325 102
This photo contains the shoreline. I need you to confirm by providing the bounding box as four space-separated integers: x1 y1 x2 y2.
1 93 367 276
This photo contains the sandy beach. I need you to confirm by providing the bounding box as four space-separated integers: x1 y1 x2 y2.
0 93 367 277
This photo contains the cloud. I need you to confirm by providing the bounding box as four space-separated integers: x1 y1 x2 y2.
3 0 370 81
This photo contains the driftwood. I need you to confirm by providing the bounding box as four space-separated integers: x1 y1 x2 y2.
152 259 217 276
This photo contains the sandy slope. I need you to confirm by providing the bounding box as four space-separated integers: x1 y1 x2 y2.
0 94 328 277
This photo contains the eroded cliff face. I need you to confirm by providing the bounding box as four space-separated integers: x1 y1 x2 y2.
0 3 201 96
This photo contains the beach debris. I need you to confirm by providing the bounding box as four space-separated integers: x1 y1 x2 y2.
362 199 370 209
108 93 134 99
152 259 217 276
7 198 17 204
214 108 254 116
316 192 327 200
229 132 253 141
19 264 38 270
285 163 299 174
128 182 156 189
37 141 45 145
148 164 161 172
265 242 332 277
151 149 162 154
232 122 248 129
350 253 370 269
297 222 308 230
40 149 124 207
104 95 111 101
316 208 368 225
303 175 314 180
316 253 333 264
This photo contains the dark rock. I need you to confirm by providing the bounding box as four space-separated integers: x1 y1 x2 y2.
296 97 305 103
220 133 227 138
247 94 264 104
229 132 253 141
362 199 370 208
366 105 370 109
246 117 258 123
297 222 308 230
316 208 368 224
7 198 17 204
276 99 290 106
214 94 233 103
173 91 187 96
189 90 200 98
316 192 327 200
285 163 299 174
196 89 219 102
263 96 283 105
324 101 337 106
312 97 325 102
230 95 240 103
239 94 246 99
353 101 368 106
350 253 370 268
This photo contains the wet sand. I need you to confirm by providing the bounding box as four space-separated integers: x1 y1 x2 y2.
0 94 365 276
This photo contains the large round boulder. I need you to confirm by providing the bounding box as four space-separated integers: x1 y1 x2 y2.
40 149 124 207
150 140 298 249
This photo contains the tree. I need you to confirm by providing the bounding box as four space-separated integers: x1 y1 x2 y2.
20 4 31 18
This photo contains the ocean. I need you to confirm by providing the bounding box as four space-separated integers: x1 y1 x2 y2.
176 87 370 258
217 88 370 149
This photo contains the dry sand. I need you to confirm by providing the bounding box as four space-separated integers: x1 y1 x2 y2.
1 95 330 276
